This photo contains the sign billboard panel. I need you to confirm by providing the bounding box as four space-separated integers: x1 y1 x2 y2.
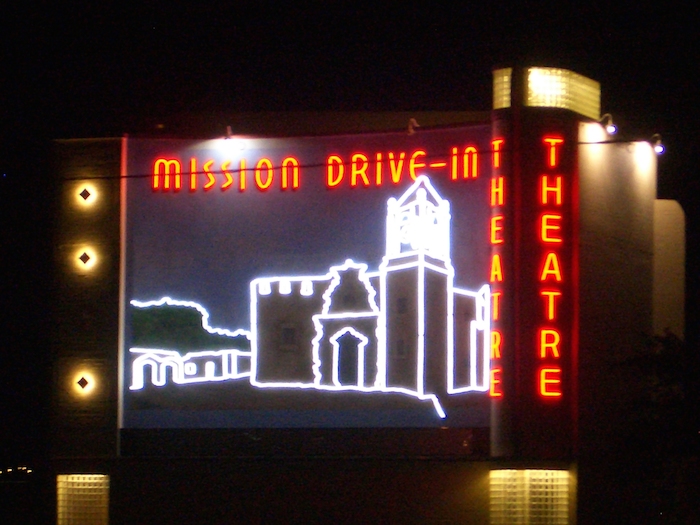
122 125 493 428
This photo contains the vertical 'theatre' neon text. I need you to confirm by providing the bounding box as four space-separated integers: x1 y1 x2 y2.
489 139 505 397
537 137 565 398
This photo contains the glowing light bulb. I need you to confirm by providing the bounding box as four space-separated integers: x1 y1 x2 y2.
76 183 98 207
74 247 97 271
72 371 96 395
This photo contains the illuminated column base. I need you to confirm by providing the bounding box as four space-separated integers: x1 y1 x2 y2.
490 469 570 525
57 474 110 525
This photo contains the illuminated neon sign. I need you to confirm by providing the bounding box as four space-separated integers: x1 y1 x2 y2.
536 136 566 398
124 125 494 429
488 134 570 403
129 177 490 419
129 297 251 390
130 348 252 389
151 146 483 193
489 138 506 397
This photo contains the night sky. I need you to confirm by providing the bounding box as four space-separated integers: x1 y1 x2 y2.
1 3 699 463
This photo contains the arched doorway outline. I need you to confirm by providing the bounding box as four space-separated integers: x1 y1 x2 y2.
329 327 369 387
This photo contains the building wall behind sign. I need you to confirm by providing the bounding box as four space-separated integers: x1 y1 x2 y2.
653 199 685 339
576 123 656 523
52 138 123 458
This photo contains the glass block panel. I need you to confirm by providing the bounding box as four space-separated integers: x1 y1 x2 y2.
57 474 109 525
490 469 569 525
493 68 513 110
526 67 600 120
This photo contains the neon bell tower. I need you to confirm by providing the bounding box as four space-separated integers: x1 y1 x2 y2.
379 178 455 400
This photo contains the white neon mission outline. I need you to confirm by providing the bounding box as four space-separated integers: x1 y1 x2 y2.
130 348 251 389
128 176 490 419
329 327 369 387
130 297 251 339
248 259 449 417
129 297 252 390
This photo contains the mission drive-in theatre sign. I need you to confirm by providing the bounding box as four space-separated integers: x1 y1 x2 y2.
54 64 673 524
121 126 502 429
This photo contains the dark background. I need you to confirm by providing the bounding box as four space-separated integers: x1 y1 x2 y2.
1 0 698 510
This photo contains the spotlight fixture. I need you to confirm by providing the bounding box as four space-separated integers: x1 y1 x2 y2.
600 113 617 135
651 133 665 154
